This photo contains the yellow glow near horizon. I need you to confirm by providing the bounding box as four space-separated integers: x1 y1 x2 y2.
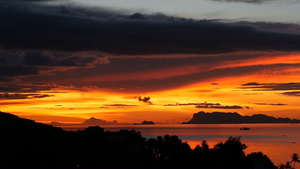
2 74 300 124
2 52 300 124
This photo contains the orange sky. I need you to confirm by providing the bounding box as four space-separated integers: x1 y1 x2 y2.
1 52 300 124
2 2 300 124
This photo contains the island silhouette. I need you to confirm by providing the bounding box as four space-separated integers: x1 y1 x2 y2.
51 117 119 127
183 111 300 124
134 120 155 125
0 111 278 168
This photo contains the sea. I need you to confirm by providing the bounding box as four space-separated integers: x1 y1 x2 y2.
62 123 300 167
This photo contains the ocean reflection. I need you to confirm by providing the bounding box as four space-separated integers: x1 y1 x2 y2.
63 123 300 167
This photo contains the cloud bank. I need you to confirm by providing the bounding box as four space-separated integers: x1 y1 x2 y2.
241 82 300 91
1 1 300 55
1 1 300 93
212 0 273 3
164 102 248 109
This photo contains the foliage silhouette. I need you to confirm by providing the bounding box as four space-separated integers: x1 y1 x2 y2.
286 162 293 169
247 152 277 169
0 111 278 168
291 153 300 169
212 136 248 168
278 161 295 169
278 163 286 169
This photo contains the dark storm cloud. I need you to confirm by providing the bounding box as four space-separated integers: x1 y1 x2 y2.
0 82 60 93
96 63 300 92
0 93 53 99
2 1 300 93
0 86 22 92
164 102 246 109
24 60 300 92
24 51 285 84
212 0 273 3
0 50 106 78
0 52 40 77
0 76 15 82
235 21 300 34
241 82 300 91
1 1 300 55
108 52 269 73
241 82 300 97
280 91 300 97
0 65 40 77
23 51 98 67
8 0 54 1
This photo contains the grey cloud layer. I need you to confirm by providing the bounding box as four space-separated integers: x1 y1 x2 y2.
24 59 300 92
241 82 300 91
0 82 60 93
2 1 300 93
0 93 53 99
212 0 273 3
281 91 300 97
241 82 300 97
0 50 106 81
1 1 300 55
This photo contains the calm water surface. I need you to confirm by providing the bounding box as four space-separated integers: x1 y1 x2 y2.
64 123 300 167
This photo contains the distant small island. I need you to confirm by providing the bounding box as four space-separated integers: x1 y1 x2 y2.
183 111 300 124
134 120 155 125
51 117 118 127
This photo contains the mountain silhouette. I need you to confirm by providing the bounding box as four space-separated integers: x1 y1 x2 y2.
183 111 300 124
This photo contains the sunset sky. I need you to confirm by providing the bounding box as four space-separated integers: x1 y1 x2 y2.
1 0 300 124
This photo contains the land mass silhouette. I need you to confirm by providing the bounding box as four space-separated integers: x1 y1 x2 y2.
183 111 300 124
51 117 118 127
0 111 277 169
134 120 155 125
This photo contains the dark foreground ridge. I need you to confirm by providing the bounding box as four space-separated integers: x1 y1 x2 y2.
183 111 300 124
0 111 277 169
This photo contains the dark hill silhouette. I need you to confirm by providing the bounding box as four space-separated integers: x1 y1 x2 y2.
0 111 74 168
183 111 300 124
0 111 277 169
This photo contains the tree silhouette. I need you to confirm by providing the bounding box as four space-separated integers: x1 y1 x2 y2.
201 140 209 150
213 137 248 168
0 111 283 169
247 152 276 169
286 162 293 169
291 153 300 169
278 163 286 169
